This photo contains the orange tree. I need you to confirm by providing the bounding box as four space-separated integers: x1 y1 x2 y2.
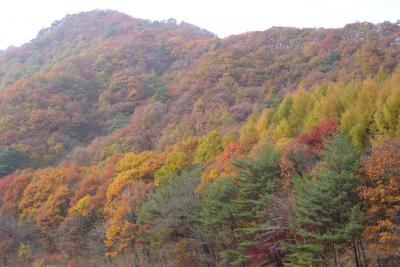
359 138 400 256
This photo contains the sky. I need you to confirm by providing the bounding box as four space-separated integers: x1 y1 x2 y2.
0 0 399 49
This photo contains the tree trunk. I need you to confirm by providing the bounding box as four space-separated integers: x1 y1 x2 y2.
320 253 328 267
359 239 368 267
334 244 341 267
377 255 382 267
353 240 361 267
122 249 126 266
201 243 210 267
131 240 138 267
275 251 284 267
192 239 201 265
210 243 219 267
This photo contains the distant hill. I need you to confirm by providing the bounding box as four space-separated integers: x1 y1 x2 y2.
1 10 399 166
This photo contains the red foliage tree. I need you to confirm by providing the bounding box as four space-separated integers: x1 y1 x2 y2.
280 118 338 187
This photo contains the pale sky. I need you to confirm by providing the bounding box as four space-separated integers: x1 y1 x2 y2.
0 0 399 49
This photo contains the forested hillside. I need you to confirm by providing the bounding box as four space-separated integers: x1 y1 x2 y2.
0 10 399 267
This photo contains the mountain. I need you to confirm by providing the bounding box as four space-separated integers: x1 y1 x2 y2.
1 10 399 166
0 10 399 267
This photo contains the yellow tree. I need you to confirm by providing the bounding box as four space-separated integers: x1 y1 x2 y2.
374 81 400 136
194 131 224 165
154 151 190 186
104 151 162 265
340 80 378 147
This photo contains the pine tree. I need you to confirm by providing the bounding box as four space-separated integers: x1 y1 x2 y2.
199 176 239 266
0 147 27 177
230 144 281 266
137 169 203 254
287 134 364 267
199 143 281 266
153 85 170 103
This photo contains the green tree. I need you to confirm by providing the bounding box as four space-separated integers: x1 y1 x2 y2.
287 134 365 267
0 147 27 177
137 169 207 264
229 144 281 266
199 177 239 265
153 85 170 103
199 144 281 266
327 50 341 65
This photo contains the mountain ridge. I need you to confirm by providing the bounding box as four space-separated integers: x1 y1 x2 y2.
0 9 400 267
1 10 399 166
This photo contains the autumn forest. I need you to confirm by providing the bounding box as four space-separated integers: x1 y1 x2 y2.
0 10 400 267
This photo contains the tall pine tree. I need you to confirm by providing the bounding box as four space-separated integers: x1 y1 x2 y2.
199 176 239 266
231 144 281 265
287 134 365 267
199 143 281 266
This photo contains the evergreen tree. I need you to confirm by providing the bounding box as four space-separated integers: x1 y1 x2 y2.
137 169 205 259
0 147 27 177
287 134 364 267
230 144 281 266
153 85 170 103
199 144 281 266
199 176 239 266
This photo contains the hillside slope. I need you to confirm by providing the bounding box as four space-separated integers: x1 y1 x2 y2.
0 10 400 267
0 10 399 166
